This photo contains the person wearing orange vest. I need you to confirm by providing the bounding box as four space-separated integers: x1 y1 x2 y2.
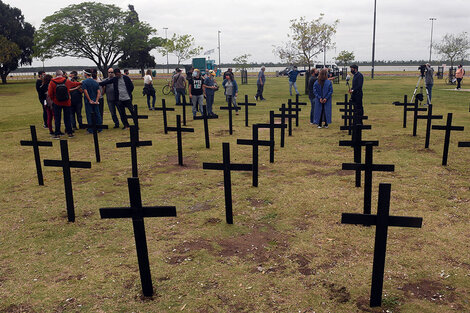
455 64 465 90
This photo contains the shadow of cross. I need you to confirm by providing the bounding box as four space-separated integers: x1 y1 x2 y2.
432 113 464 166
274 103 296 147
290 95 307 127
237 124 274 187
116 126 152 178
194 105 218 149
342 144 395 216
166 115 194 166
220 95 240 135
155 99 175 134
43 140 91 222
392 95 415 128
100 177 177 298
416 104 443 148
126 105 148 142
341 183 423 307
238 95 256 127
20 125 53 185
405 100 427 136
257 111 286 163
79 112 108 162
203 142 252 224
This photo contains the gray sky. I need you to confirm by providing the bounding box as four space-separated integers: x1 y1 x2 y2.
4 0 470 67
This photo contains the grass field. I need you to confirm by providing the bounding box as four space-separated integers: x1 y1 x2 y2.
1 74 469 312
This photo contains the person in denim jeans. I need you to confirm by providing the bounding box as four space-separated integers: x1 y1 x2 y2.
81 69 102 133
171 68 187 105
189 69 204 117
203 70 218 117
222 73 239 114
425 63 434 104
287 66 306 96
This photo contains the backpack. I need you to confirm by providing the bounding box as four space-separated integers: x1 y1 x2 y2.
53 79 69 102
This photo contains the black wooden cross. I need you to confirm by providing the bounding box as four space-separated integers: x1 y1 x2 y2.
405 100 427 136
342 144 395 215
274 103 296 147
126 105 148 142
341 183 423 307
336 94 351 132
238 95 256 127
237 124 273 187
339 102 356 135
100 177 177 297
167 115 195 166
279 101 300 136
432 113 464 165
220 95 240 135
392 95 415 128
155 99 175 134
290 95 307 127
43 140 91 222
416 104 443 148
79 112 108 162
341 113 368 132
202 142 252 224
116 125 152 177
20 125 53 185
194 105 218 149
257 111 286 163
175 94 191 126
339 123 377 187
458 141 470 148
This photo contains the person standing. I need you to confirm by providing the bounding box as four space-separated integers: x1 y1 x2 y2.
91 69 105 120
143 69 156 110
41 74 54 135
287 66 306 96
36 71 47 128
189 69 204 118
455 64 465 90
255 66 266 101
203 70 218 117
171 68 187 105
424 63 434 104
81 69 102 134
308 68 319 125
48 70 81 139
102 68 120 128
349 64 364 116
222 73 239 114
68 71 83 130
313 68 333 128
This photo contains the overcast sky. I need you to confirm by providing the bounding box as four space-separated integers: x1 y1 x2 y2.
4 0 470 67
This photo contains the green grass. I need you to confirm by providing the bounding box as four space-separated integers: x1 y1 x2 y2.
1 74 470 312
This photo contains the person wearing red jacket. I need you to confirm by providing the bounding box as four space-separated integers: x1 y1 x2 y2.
48 70 81 138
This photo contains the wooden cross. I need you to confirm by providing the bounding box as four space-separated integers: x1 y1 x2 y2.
405 100 427 137
194 105 218 149
20 125 53 185
155 99 175 134
100 177 177 297
342 144 395 215
339 123 377 187
257 111 286 163
203 142 252 224
237 124 273 187
274 103 296 147
339 103 356 135
220 95 240 135
341 183 423 307
43 140 91 222
175 94 191 126
237 95 256 127
279 101 300 136
416 104 443 148
79 112 108 162
116 125 152 177
166 115 195 166
458 141 470 148
432 113 464 165
290 95 307 127
336 94 351 132
393 95 415 128
126 105 148 142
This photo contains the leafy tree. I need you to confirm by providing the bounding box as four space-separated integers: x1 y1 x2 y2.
434 32 470 69
0 1 35 84
274 14 339 70
232 54 252 71
335 50 355 66
160 34 202 65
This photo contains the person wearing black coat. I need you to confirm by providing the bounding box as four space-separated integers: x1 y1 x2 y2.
308 68 319 124
36 71 47 127
349 64 364 118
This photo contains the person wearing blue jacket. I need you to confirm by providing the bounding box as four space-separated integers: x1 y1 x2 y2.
222 73 239 114
287 66 306 96
313 68 333 128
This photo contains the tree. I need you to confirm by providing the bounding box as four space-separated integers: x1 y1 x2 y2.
160 34 202 65
434 32 470 69
232 54 252 71
118 5 164 77
335 50 355 66
0 1 35 84
273 15 339 70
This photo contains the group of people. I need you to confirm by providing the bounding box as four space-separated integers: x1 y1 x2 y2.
36 68 137 139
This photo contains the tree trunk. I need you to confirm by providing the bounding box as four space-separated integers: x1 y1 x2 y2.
141 66 145 78
1 74 7 84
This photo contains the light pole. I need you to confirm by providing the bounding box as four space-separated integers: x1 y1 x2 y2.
218 30 221 67
163 27 169 73
371 0 377 79
429 18 436 63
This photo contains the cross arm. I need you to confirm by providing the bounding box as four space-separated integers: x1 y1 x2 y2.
203 162 223 170
166 127 195 132
342 213 377 225
339 140 379 147
237 139 273 147
388 216 422 228
340 125 372 131
342 163 366 171
417 115 443 120
69 161 92 169
20 140 53 147
458 142 470 147
279 108 301 112
406 107 427 112
116 142 131 148
100 206 177 218
257 123 286 129
341 115 368 120
371 164 395 172
432 125 465 131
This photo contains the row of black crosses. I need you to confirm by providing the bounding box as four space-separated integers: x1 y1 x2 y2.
393 95 469 165
336 95 423 307
18 94 306 298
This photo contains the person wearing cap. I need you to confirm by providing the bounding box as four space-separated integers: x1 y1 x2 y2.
171 68 187 105
203 70 218 117
349 64 364 117
188 69 204 118
81 69 102 133
255 66 266 101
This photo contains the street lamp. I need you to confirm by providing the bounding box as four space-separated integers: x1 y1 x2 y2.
163 27 169 73
429 18 437 63
218 30 221 67
371 0 377 79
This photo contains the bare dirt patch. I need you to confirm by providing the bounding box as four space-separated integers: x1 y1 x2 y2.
399 279 457 303
289 253 315 275
54 273 85 283
323 281 351 303
166 239 213 265
213 129 231 136
246 198 271 208
187 200 214 213
154 155 200 174
204 217 221 225
2 304 36 313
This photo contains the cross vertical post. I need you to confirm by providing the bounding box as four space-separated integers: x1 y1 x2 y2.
155 99 175 134
20 125 53 185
